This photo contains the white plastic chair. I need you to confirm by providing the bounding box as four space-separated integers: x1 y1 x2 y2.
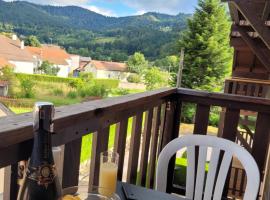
155 135 260 200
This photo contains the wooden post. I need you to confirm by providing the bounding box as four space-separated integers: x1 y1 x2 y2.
262 144 270 200
62 139 82 189
160 98 182 193
176 48 184 88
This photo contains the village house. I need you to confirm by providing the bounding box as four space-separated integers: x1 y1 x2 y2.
26 45 79 78
0 35 35 74
76 59 129 81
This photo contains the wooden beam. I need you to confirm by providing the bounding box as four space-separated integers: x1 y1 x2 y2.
231 0 270 49
262 0 270 20
234 25 270 72
228 2 239 24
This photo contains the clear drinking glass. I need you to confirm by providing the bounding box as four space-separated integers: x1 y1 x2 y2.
62 185 121 200
99 151 119 197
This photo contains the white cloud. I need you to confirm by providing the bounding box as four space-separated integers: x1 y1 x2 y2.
122 0 196 14
82 5 117 17
134 10 146 15
5 0 89 6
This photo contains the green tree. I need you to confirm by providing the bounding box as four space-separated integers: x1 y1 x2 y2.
38 60 60 76
19 78 35 98
25 35 41 47
127 52 148 74
177 0 232 92
144 67 169 90
155 55 179 72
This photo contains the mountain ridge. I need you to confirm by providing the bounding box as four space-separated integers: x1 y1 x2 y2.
0 1 190 61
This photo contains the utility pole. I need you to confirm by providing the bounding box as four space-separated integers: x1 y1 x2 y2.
176 48 184 88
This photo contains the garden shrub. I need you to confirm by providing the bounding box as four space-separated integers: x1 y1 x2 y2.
79 72 94 82
78 86 90 98
52 88 64 96
209 112 220 127
67 91 78 99
19 78 35 98
90 84 108 97
181 104 196 123
94 79 119 89
78 84 108 98
68 78 84 89
111 88 129 96
127 74 141 83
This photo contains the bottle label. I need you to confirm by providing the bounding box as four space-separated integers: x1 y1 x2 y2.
27 164 56 188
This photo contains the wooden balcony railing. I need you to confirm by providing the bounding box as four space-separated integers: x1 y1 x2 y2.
0 88 269 200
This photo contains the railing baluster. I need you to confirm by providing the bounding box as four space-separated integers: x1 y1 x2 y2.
114 119 128 181
88 126 110 190
252 112 270 173
138 108 153 187
219 108 240 198
157 104 166 157
193 104 210 135
232 82 238 94
193 104 210 197
127 112 143 184
220 108 240 141
62 138 82 189
147 106 161 188
160 99 182 193
262 148 270 200
9 164 19 200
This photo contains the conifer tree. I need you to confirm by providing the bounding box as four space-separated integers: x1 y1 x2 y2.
178 0 232 92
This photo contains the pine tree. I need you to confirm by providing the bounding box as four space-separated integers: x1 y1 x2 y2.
178 0 232 92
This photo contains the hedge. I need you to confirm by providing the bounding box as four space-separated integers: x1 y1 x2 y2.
94 79 120 89
15 73 78 83
15 74 120 90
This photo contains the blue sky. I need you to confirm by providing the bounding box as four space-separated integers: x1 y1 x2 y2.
5 0 198 16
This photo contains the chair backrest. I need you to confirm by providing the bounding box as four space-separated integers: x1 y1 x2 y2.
155 135 260 200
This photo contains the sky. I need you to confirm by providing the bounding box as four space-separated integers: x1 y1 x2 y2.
5 0 198 17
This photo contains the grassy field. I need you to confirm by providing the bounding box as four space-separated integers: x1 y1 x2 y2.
9 107 32 114
30 81 82 106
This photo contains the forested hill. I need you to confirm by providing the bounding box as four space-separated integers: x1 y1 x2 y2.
0 0 191 61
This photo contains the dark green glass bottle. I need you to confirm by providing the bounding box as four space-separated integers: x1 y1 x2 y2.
17 102 62 200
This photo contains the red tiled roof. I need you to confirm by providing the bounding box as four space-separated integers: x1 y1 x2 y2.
26 45 71 65
0 35 34 62
0 57 15 68
91 60 127 72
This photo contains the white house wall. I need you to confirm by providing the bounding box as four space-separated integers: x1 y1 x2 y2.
96 70 129 81
70 56 80 71
81 65 129 81
84 64 97 77
10 61 35 74
57 65 69 77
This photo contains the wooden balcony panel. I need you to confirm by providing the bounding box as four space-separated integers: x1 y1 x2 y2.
0 88 176 164
0 88 270 199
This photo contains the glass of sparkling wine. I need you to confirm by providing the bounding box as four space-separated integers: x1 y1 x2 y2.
99 151 119 197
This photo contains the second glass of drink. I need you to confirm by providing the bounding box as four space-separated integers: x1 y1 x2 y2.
99 151 119 197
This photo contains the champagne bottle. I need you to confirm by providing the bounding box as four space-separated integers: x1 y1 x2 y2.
17 102 62 200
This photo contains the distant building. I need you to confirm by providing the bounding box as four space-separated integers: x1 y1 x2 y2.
0 81 8 96
76 59 129 81
0 35 35 74
26 45 78 77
